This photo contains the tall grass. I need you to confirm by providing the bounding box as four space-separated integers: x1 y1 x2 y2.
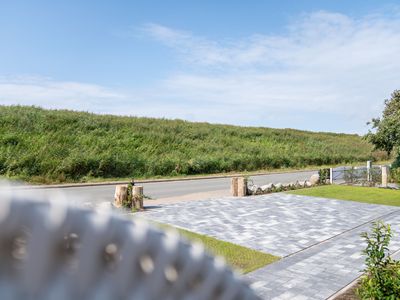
0 106 385 183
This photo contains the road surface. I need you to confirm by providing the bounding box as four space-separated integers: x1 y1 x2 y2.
2 170 316 207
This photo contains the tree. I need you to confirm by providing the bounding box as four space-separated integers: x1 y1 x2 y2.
366 90 400 167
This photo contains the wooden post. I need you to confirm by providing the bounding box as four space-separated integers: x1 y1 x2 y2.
382 166 388 188
329 168 333 184
237 177 247 197
114 185 128 207
231 177 238 196
132 186 144 210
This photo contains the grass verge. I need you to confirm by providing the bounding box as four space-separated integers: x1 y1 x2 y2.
289 185 400 206
154 223 279 274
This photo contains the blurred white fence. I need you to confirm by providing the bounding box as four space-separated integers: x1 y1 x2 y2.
0 188 258 300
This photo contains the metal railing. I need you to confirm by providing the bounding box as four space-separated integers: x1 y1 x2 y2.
331 166 383 186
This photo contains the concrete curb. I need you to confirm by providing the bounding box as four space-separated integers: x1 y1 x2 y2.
326 275 361 300
7 169 318 190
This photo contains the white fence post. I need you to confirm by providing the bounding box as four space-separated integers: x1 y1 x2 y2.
329 168 333 184
367 160 372 182
382 165 389 188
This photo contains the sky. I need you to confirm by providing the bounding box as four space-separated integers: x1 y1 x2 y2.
1 1 400 134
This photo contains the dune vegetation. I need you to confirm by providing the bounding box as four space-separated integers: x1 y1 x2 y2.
0 106 386 183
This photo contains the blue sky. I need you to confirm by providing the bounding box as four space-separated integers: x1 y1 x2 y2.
1 1 400 133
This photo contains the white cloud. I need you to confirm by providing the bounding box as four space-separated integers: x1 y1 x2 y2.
2 10 400 133
0 76 126 112
141 23 232 66
141 11 400 133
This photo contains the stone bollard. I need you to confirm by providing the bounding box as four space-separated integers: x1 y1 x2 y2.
132 185 144 210
382 166 389 188
309 174 320 185
231 177 239 196
237 177 247 197
114 184 128 207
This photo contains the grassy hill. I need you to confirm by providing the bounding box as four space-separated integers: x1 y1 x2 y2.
0 106 385 183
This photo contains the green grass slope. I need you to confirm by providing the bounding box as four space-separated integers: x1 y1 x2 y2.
0 106 385 183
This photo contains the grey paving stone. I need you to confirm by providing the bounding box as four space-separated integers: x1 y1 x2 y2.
135 193 400 299
138 193 395 256
246 211 400 299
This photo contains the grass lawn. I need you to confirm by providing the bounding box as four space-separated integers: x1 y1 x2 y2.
289 185 400 206
153 223 279 274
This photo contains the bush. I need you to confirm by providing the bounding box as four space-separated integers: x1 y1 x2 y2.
357 221 400 299
318 168 330 184
392 155 400 169
390 168 400 183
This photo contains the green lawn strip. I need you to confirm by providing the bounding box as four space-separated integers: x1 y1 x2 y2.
153 222 279 274
289 185 400 206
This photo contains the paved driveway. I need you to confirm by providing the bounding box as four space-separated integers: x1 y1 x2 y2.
138 193 400 300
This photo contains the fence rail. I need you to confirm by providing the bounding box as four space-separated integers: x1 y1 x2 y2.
331 166 383 186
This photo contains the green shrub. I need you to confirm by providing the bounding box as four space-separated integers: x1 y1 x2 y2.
357 221 400 299
125 183 133 209
318 168 330 184
390 168 400 183
392 155 400 169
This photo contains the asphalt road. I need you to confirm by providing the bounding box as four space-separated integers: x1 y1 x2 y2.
3 170 316 207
